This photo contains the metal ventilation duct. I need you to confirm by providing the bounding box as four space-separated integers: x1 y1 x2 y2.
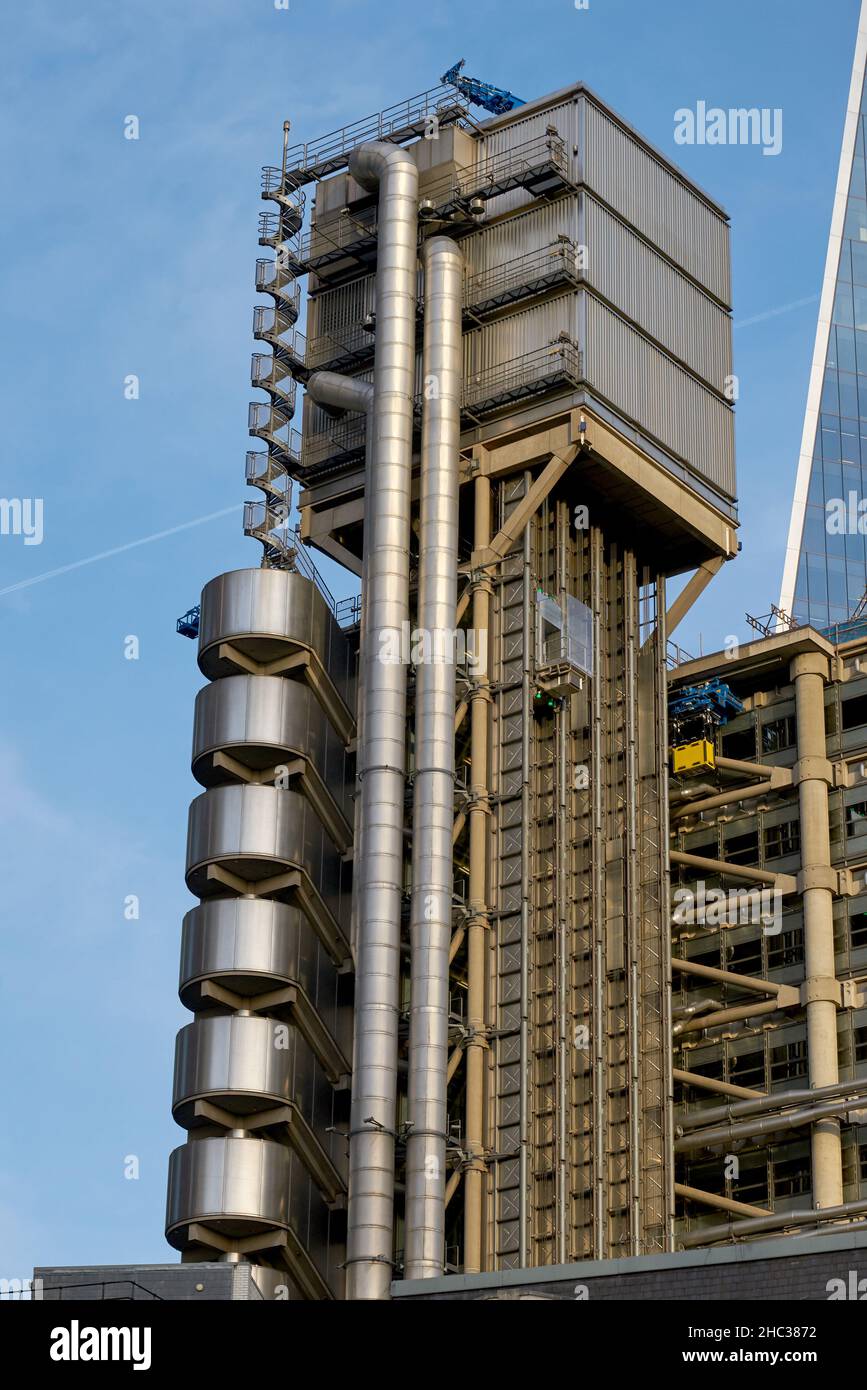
404 236 463 1279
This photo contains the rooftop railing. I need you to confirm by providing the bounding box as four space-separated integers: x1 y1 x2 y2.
279 87 471 184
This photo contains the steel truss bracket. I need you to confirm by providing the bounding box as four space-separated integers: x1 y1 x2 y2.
210 750 353 854
204 863 350 967
215 641 356 745
186 1223 332 1301
190 1100 347 1208
197 980 351 1087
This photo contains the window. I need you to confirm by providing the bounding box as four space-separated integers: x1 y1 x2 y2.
729 1050 764 1090
851 911 867 949
678 838 716 881
770 1040 808 1084
721 725 756 761
767 930 803 970
734 1157 769 1206
725 829 760 865
772 1153 811 1200
684 945 720 972
684 1158 725 1192
846 801 867 837
855 1026 867 1064
679 1054 724 1083
860 1145 867 1182
764 820 801 859
842 693 867 731
761 716 796 754
727 937 763 975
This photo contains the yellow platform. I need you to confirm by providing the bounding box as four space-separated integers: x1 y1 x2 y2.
671 738 716 775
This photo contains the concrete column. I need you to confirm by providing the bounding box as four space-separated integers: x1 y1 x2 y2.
790 650 843 1210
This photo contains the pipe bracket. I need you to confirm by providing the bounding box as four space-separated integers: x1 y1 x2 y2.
800 977 842 1007
793 756 834 785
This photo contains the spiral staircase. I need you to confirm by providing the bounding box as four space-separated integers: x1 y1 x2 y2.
245 137 307 567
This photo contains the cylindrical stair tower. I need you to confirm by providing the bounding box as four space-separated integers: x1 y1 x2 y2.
166 569 357 1299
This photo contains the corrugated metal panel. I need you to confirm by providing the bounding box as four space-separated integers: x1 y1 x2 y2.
476 98 579 221
463 201 579 276
582 99 731 307
310 265 426 335
312 276 375 335
463 294 577 377
479 99 580 167
584 194 731 391
583 293 735 499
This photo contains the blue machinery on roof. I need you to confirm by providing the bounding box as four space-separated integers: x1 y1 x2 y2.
668 678 744 726
440 59 525 116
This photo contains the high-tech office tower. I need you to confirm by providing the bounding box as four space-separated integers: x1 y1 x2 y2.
165 79 737 1299
669 631 867 1245
780 0 867 626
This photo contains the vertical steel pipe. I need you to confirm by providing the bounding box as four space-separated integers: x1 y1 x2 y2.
518 513 532 1266
404 236 463 1279
790 650 843 1210
344 141 419 1300
465 473 493 1273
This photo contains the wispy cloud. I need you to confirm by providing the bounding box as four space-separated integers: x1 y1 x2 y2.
734 294 819 330
0 506 237 598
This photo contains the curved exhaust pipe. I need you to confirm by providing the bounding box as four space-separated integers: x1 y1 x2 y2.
343 140 419 1301
404 236 463 1279
307 371 373 416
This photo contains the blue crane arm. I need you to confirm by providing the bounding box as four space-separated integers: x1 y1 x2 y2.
441 59 525 116
177 604 200 639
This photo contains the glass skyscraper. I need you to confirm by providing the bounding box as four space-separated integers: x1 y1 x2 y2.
780 1 867 626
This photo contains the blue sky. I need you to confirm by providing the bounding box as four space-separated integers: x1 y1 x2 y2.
0 0 860 1278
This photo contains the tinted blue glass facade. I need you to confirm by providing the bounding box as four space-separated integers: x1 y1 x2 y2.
792 73 867 626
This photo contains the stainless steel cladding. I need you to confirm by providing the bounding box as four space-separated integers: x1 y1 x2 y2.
172 1014 345 1181
478 90 730 305
178 898 352 1060
461 201 579 274
461 292 735 503
313 275 376 336
344 140 419 1302
580 194 731 392
166 1135 293 1237
167 569 355 1299
165 1136 343 1299
582 291 735 500
404 236 463 1280
191 674 351 821
185 784 349 946
197 568 355 707
580 99 730 304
